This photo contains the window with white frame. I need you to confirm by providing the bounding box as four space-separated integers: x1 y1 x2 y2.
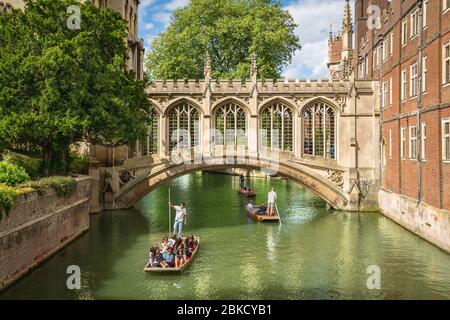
389 129 393 159
422 56 427 92
382 39 388 61
423 1 428 28
402 19 408 46
401 69 407 100
410 63 418 97
365 56 369 75
390 32 394 55
444 43 450 85
443 118 450 161
382 81 388 108
378 45 383 64
372 50 377 70
360 58 366 77
444 0 450 12
389 77 393 105
409 125 417 159
421 122 426 160
411 9 419 38
401 127 406 158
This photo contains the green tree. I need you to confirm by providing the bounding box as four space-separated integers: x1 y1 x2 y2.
0 0 149 175
146 0 301 80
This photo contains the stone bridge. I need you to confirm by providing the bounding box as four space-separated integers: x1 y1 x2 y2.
4 0 380 214
91 60 380 212
102 150 374 212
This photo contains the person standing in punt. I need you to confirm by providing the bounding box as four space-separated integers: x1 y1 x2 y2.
169 202 187 237
267 188 277 216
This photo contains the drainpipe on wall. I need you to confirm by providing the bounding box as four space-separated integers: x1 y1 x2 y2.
417 0 424 207
379 33 385 190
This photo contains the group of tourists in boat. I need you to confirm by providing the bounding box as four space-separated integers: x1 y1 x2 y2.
147 234 198 269
145 201 200 272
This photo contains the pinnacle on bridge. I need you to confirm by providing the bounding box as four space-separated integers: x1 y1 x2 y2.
250 52 257 83
204 51 211 83
342 0 353 33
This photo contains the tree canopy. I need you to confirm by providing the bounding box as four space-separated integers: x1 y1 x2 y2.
0 0 149 174
146 0 301 80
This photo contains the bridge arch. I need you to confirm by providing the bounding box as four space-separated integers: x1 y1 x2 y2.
164 97 202 117
211 96 250 114
300 96 339 115
147 99 164 115
112 158 349 211
258 96 298 114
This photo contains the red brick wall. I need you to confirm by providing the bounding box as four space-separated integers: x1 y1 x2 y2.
355 0 450 211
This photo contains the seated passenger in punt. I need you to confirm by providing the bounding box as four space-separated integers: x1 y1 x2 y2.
259 203 267 215
161 246 176 268
149 247 163 267
161 236 169 253
175 247 186 268
149 235 198 268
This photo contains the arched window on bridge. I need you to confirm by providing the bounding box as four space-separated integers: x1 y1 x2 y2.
142 108 159 155
260 103 294 152
168 103 200 151
303 103 336 159
213 103 247 147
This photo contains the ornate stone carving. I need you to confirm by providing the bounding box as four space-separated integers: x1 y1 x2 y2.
154 97 170 108
119 170 137 188
292 97 305 106
333 96 347 112
194 96 203 104
325 170 344 188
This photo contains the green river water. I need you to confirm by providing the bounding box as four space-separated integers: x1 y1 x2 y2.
1 172 450 300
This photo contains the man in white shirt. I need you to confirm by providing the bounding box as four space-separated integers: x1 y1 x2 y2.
267 188 277 216
246 201 254 210
169 202 186 237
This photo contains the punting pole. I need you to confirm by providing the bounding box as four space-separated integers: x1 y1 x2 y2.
168 188 171 236
275 201 282 225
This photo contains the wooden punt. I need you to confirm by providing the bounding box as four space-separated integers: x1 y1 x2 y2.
246 206 280 223
144 237 200 273
237 189 256 197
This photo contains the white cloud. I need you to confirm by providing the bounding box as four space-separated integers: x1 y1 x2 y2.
151 11 173 28
283 0 349 79
140 0 157 11
143 22 155 30
164 0 189 11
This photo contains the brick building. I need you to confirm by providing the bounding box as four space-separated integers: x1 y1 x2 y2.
350 0 449 247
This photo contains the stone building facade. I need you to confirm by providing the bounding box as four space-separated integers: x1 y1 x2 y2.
1 0 146 166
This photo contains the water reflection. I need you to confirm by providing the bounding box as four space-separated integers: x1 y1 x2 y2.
1 173 449 300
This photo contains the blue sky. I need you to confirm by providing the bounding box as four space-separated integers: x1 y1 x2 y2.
138 0 352 79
